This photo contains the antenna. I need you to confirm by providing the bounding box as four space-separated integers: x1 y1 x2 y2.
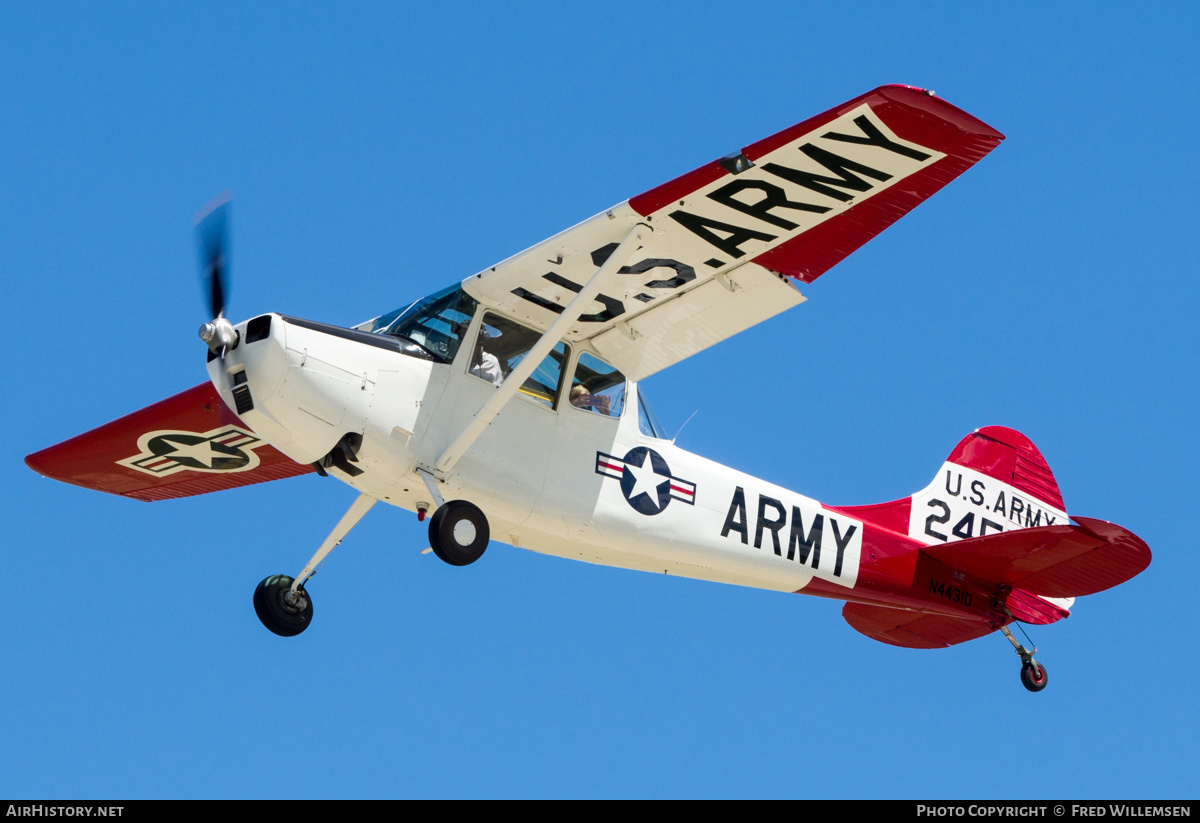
672 410 699 444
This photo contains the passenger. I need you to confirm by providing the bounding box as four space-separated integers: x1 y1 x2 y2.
570 384 611 415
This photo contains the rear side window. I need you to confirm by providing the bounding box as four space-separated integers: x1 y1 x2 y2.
568 353 625 418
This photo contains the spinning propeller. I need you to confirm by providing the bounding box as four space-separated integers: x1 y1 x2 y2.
195 193 237 355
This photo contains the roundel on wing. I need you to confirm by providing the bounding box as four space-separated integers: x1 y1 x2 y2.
117 426 266 477
146 433 252 471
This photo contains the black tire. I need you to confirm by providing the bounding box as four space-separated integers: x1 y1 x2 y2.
428 500 490 566
1020 661 1048 692
253 574 313 637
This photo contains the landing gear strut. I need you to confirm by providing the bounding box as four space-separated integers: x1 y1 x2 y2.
253 492 377 637
1002 624 1048 692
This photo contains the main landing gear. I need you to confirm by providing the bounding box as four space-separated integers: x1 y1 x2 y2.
418 468 489 567
428 500 489 566
252 481 493 636
253 493 377 637
1002 624 1049 692
253 574 313 637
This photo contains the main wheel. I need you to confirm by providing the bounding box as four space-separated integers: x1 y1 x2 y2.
253 574 313 637
1020 661 1048 692
428 500 490 566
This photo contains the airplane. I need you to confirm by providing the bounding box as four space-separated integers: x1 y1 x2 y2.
25 85 1150 692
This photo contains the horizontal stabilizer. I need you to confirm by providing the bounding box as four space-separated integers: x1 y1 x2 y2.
843 603 996 649
26 382 314 502
924 516 1151 598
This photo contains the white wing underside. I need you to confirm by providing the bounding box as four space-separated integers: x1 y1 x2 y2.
364 88 1003 382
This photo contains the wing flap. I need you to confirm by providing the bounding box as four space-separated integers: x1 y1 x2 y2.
589 262 805 381
26 382 314 502
924 518 1151 598
842 603 996 649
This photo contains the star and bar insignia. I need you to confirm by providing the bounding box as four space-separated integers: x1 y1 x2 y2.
596 447 696 516
117 426 266 477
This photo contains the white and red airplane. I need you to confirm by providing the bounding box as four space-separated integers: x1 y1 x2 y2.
26 85 1150 691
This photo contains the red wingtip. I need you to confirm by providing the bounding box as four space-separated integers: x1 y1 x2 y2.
25 382 313 502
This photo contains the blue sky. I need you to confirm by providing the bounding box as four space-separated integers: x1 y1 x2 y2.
3 2 1198 799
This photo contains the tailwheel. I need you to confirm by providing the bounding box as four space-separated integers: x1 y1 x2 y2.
253 574 313 637
428 500 490 566
1021 661 1049 693
1001 624 1048 693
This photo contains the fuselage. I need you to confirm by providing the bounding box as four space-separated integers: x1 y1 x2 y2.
207 302 1017 630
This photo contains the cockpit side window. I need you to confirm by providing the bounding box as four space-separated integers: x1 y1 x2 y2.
469 312 569 409
377 285 478 364
569 353 625 419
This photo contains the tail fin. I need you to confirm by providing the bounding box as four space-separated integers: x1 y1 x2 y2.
908 426 1069 546
837 426 1069 543
835 427 1150 643
913 428 1150 600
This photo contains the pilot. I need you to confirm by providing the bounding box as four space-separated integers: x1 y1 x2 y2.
569 384 611 415
470 326 504 387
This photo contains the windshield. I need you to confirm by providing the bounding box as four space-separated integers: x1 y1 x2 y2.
375 284 478 364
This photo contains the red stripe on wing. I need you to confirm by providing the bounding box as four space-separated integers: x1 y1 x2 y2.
629 85 1003 284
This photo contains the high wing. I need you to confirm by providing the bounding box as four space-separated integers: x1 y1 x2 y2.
461 85 1004 381
25 382 314 501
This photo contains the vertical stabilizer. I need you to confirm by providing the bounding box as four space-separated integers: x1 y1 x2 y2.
908 426 1069 546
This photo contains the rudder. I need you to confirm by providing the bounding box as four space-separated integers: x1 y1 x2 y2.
908 426 1069 547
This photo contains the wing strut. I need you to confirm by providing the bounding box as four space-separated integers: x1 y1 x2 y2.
290 492 378 594
434 223 650 474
